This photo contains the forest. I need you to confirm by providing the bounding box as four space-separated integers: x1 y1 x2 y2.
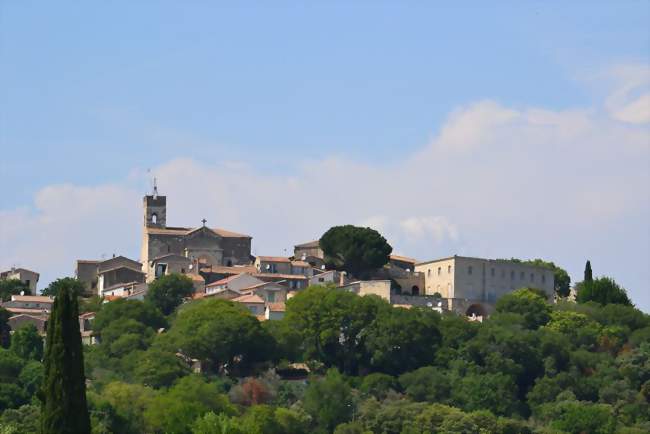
0 271 648 434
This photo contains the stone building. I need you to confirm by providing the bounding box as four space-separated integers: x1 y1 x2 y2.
0 267 39 293
76 255 146 297
140 190 252 281
415 256 555 318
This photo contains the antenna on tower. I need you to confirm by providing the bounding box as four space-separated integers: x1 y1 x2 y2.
153 177 158 199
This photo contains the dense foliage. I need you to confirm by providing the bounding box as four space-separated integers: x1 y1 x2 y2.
1 276 648 433
320 225 393 276
0 279 30 302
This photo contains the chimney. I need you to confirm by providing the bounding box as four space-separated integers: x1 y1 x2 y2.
339 271 347 287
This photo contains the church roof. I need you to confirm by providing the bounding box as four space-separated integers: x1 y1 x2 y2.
146 226 251 238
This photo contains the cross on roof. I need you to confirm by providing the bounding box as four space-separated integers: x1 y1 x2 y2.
201 218 207 227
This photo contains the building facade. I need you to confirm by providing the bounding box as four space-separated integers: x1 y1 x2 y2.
415 256 555 317
0 268 39 293
140 191 253 280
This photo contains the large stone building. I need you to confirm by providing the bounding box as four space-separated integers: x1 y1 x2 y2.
140 190 252 281
76 255 146 297
414 256 555 318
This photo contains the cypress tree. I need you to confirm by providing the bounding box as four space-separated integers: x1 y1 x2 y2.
584 260 593 283
40 282 91 434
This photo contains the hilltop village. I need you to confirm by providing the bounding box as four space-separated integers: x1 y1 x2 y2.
1 188 558 334
1 188 646 434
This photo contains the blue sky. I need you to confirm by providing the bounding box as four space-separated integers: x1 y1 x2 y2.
1 2 649 310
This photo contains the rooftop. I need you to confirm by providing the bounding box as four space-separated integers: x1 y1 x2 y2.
146 226 251 238
295 240 320 248
232 293 265 304
10 295 53 303
257 256 291 263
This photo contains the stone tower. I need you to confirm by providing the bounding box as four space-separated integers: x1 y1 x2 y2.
143 182 166 228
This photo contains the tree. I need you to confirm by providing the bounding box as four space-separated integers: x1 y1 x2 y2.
303 369 353 432
399 366 450 403
10 324 43 361
576 277 632 306
159 298 273 374
584 260 593 283
41 277 85 298
320 225 392 276
0 308 10 349
132 347 188 388
285 285 390 374
495 288 552 329
143 375 235 434
40 280 91 434
145 273 195 315
93 298 167 333
360 373 399 400
365 307 441 375
0 279 30 302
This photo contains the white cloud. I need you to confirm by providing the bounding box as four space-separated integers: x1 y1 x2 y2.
1 64 648 310
604 64 650 124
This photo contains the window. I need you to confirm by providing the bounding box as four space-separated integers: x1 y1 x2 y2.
318 277 325 282
520 271 525 280
152 213 157 224
530 273 534 282
437 267 441 275
490 268 495 277
448 265 451 274
155 263 167 278
468 266 473 275
267 293 276 302
428 269 431 277
542 275 546 284
181 268 185 274
510 271 515 280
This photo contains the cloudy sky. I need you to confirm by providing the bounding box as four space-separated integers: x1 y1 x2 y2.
1 2 648 310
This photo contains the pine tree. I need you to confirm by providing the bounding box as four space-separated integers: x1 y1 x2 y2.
584 260 593 283
40 281 91 434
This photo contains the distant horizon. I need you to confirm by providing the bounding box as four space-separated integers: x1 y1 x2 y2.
1 2 648 311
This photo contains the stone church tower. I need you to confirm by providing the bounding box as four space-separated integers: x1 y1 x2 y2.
143 184 166 228
140 184 253 281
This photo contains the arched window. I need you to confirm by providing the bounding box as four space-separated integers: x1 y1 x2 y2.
411 285 420 296
151 213 158 224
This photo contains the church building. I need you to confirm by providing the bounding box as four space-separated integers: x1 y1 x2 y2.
140 187 253 281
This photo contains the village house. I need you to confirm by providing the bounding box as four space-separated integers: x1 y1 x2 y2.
76 255 146 297
0 267 39 293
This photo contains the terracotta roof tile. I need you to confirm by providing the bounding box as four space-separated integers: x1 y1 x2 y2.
232 294 265 304
10 295 53 303
257 256 291 263
267 302 286 312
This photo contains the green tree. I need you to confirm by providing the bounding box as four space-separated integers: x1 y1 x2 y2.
133 347 188 388
10 324 43 361
144 375 235 434
365 307 441 375
399 366 450 403
100 381 157 434
145 273 195 315
40 280 91 433
495 288 551 329
360 373 399 400
584 260 593 282
576 277 632 306
41 277 85 298
285 285 390 374
0 308 11 348
320 225 392 276
93 298 167 333
159 298 273 374
303 369 353 432
0 279 30 302
0 349 27 410
192 412 245 434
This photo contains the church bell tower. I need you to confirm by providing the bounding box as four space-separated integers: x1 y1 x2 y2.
143 179 166 228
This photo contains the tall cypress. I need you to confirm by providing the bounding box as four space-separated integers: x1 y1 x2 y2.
40 282 91 434
584 260 593 283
